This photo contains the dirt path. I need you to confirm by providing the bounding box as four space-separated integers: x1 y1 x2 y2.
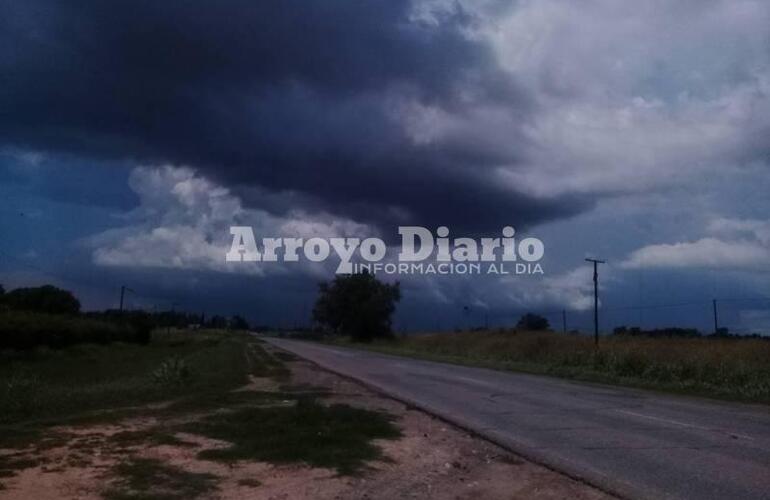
0 345 613 500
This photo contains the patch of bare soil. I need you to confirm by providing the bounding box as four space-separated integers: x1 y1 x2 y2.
0 346 613 500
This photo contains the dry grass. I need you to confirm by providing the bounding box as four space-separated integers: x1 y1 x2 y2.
348 330 770 403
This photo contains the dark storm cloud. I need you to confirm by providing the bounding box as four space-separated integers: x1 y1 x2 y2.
0 152 137 209
0 0 586 233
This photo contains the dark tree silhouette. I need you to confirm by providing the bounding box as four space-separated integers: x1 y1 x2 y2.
230 315 250 330
516 312 550 331
3 285 80 315
313 272 400 342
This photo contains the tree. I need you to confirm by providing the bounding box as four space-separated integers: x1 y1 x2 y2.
516 312 549 331
613 325 628 335
3 285 80 314
208 315 228 329
313 271 400 342
230 315 250 330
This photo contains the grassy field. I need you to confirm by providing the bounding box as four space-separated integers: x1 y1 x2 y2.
333 330 770 403
0 329 401 497
0 329 250 425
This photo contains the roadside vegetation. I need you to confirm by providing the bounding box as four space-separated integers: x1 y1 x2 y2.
0 327 401 497
0 285 152 351
0 311 149 351
306 274 770 403
333 329 770 403
103 458 220 500
0 283 252 353
0 329 250 425
183 398 399 475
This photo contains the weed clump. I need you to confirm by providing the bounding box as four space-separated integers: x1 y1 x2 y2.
152 357 191 387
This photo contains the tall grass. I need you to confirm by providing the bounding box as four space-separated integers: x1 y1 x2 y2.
358 330 770 403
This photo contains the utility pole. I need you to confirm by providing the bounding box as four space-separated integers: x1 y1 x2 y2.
119 285 135 313
585 258 605 346
713 299 719 334
562 309 567 334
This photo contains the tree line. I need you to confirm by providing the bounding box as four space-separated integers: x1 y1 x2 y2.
0 284 251 351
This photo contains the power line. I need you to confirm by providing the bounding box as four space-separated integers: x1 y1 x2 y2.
603 301 710 312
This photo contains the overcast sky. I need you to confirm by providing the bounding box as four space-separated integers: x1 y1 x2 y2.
2 0 770 333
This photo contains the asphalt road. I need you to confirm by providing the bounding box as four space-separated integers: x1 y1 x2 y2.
263 337 770 500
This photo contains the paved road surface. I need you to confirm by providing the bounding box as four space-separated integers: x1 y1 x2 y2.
263 337 770 500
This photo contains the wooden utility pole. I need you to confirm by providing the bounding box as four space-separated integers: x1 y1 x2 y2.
562 309 567 334
585 258 605 346
119 285 135 313
713 299 719 334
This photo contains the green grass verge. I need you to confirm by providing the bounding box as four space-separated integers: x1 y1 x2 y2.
0 329 403 495
181 396 400 475
0 330 252 425
103 458 219 500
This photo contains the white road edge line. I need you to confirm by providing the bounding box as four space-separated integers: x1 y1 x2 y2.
614 409 755 441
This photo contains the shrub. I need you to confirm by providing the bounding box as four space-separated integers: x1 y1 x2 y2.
516 313 550 331
152 357 191 386
0 372 41 419
2 285 80 315
0 311 145 351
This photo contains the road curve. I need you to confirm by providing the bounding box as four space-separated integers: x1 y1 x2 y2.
263 337 770 500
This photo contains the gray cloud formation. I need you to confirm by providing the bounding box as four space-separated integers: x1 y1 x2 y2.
0 0 589 235
3 0 770 326
3 0 769 237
